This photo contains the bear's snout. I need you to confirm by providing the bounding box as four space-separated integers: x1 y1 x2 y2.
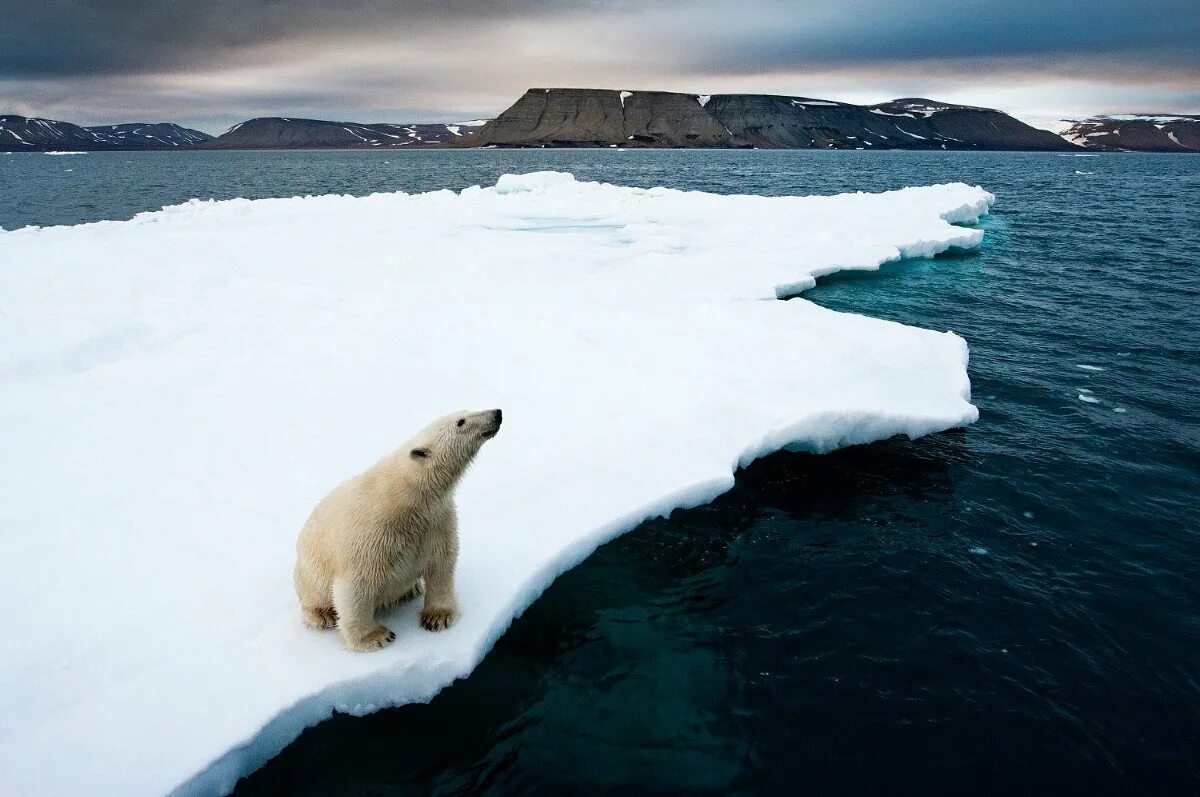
480 408 503 439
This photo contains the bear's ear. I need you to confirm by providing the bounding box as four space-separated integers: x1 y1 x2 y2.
410 447 431 460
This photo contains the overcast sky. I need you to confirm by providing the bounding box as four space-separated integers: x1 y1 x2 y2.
2 0 1197 133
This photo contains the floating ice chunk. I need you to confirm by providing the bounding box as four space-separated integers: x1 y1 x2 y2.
970 547 990 555
1076 364 1105 371
492 170 581 194
1078 394 1101 404
1113 407 1128 413
0 172 991 797
696 94 711 106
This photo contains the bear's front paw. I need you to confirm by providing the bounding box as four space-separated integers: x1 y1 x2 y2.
420 606 459 632
345 626 396 652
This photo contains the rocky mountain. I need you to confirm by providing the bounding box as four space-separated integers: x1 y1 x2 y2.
200 117 488 149
1 116 98 151
85 123 213 148
462 89 1076 150
1051 115 1200 152
0 116 212 151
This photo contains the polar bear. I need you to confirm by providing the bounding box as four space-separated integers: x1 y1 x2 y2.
294 408 502 652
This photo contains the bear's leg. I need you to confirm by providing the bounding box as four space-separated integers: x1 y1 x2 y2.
421 540 460 632
376 577 425 612
332 578 395 652
295 560 335 629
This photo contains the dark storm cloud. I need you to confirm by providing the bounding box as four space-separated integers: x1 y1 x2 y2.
2 0 1196 78
0 0 600 77
0 0 1197 129
704 0 1200 71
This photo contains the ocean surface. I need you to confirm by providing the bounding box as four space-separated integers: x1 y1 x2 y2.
4 149 1198 794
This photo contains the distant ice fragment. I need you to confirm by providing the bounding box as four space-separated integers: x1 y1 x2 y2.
1078 394 1101 404
969 547 990 555
1076 364 1105 371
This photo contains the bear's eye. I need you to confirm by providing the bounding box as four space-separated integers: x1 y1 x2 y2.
456 418 466 427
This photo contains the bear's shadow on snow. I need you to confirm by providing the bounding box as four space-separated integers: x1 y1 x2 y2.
234 430 971 796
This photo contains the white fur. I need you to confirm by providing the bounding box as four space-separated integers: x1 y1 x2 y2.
293 409 501 651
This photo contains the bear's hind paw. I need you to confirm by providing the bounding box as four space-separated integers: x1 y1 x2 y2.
378 578 425 611
400 578 425 602
302 606 338 630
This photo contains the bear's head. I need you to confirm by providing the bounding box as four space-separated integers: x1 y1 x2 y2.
407 409 503 491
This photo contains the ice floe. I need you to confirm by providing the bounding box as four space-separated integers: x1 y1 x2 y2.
0 172 991 796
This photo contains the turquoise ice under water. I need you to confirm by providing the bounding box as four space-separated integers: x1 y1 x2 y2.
3 150 1198 793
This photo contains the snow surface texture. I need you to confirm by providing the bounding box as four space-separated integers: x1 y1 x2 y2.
0 172 991 796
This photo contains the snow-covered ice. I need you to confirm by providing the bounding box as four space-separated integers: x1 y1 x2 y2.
0 172 991 796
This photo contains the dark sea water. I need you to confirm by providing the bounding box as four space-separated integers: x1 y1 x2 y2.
4 149 1199 794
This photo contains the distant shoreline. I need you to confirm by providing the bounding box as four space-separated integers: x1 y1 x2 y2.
4 88 1198 153
7 147 1192 156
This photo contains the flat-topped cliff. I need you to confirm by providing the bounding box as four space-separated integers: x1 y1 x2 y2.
463 89 1076 150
